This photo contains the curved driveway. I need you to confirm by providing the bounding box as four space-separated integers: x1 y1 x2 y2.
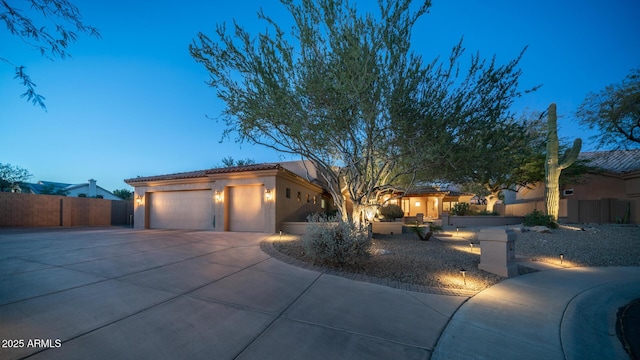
0 228 466 359
1 228 637 359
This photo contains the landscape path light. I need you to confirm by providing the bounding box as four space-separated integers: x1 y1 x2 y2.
560 253 564 265
460 268 467 286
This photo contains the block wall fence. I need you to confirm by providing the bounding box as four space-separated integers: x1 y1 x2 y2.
0 192 134 227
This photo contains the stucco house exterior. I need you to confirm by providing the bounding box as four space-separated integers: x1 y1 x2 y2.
381 186 474 221
503 149 640 223
125 161 329 232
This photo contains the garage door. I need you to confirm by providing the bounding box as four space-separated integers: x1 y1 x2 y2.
149 191 213 229
229 186 264 232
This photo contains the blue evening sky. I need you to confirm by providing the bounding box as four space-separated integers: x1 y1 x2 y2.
1 0 638 192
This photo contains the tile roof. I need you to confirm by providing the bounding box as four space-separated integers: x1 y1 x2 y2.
124 163 283 183
578 150 640 174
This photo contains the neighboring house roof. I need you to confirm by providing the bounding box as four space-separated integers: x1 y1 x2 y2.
17 179 121 199
578 149 640 174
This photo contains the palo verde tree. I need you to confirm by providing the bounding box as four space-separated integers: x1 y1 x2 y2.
576 67 640 149
191 0 532 227
1 0 100 109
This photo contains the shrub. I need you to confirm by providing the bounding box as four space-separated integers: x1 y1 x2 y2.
379 204 404 221
302 217 371 265
450 202 471 216
523 209 559 228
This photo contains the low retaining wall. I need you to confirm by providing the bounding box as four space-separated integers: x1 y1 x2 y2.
442 215 524 227
279 222 309 235
371 222 403 235
279 221 404 235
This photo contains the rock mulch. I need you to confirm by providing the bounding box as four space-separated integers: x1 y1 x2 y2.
268 224 640 292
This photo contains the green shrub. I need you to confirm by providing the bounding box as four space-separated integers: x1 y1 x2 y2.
427 222 443 233
302 217 371 265
523 209 558 228
450 202 471 216
379 204 404 221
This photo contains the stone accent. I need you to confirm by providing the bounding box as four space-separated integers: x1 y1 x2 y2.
478 228 518 278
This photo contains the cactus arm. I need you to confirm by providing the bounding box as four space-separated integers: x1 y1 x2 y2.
559 138 582 170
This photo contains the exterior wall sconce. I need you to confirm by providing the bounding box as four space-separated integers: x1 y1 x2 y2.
265 189 273 201
415 201 421 207
136 195 143 205
214 190 221 202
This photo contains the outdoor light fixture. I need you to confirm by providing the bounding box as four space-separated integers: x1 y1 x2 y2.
214 191 221 201
265 189 272 200
460 268 467 286
456 227 459 235
469 243 474 252
415 201 421 207
135 195 143 205
560 253 564 265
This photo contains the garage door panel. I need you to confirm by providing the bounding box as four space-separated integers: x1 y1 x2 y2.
229 186 264 232
150 191 213 230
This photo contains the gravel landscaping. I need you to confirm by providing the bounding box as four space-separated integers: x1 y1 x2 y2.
271 224 640 292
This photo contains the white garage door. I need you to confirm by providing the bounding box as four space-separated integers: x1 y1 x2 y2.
149 191 213 230
229 186 264 232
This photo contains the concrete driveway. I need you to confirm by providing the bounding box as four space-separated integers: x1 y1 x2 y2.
0 228 467 359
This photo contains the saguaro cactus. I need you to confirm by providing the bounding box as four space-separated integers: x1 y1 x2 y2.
545 103 582 221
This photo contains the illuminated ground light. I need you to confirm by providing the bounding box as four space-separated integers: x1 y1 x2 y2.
446 229 476 240
436 271 484 291
534 255 580 268
450 244 481 255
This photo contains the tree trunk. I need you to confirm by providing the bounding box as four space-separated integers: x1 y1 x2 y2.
485 191 501 212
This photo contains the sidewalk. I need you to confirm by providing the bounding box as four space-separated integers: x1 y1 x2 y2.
432 266 640 360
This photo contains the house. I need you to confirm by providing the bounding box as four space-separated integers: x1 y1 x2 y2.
503 149 640 223
124 161 330 232
16 179 122 200
380 186 475 221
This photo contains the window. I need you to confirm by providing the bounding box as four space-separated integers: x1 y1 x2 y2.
306 194 310 203
563 189 574 196
313 195 317 204
286 188 291 198
297 191 301 202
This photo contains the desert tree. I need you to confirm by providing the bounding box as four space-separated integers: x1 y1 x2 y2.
214 156 256 168
190 0 533 227
576 67 640 149
112 189 133 200
1 0 100 109
0 163 32 191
